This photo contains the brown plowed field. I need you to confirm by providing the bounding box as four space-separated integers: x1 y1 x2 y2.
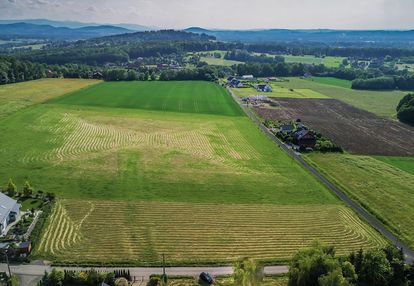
255 98 414 156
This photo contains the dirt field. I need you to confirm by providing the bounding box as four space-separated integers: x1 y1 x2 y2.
255 98 414 156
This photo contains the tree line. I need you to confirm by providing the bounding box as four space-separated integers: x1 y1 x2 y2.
351 75 414 90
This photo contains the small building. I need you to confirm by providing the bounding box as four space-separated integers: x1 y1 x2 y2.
93 72 103 79
242 75 254 80
18 241 32 255
293 129 317 148
229 79 246 88
0 193 21 236
303 73 312 78
256 84 273 92
279 124 295 134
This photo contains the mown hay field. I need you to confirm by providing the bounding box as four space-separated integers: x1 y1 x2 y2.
0 80 387 264
34 200 385 264
0 78 99 119
306 153 414 249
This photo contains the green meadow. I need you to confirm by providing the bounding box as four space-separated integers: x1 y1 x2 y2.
306 153 414 248
0 80 386 264
304 77 352 89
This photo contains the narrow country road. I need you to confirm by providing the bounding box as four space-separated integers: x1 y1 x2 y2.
228 88 414 263
0 264 288 282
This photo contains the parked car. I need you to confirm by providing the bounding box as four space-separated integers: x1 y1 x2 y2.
199 272 214 284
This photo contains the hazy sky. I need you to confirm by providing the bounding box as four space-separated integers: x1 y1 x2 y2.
1 0 414 29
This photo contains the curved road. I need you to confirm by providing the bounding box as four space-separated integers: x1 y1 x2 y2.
229 89 414 263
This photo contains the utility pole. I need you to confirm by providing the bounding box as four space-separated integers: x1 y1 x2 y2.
161 253 167 285
5 250 11 278
5 249 12 286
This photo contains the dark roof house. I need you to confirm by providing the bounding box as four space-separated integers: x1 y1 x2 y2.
256 84 272 92
293 129 317 148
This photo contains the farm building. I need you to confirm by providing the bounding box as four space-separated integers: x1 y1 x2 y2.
293 129 317 148
256 84 273 92
279 124 295 134
229 79 246 88
242 75 254 80
0 193 21 236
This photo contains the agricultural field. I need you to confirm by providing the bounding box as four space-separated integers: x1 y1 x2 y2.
374 156 414 175
305 153 414 249
50 81 241 116
1 80 386 264
188 50 243 66
254 98 414 156
36 200 384 264
282 55 345 68
232 85 329 99
276 77 407 119
304 77 352 89
200 56 243 66
0 78 99 119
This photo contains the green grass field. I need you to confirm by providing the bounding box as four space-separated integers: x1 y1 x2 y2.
0 78 99 119
232 85 329 99
304 77 352 89
282 55 345 68
306 153 414 248
374 156 414 175
276 77 407 118
50 81 242 116
200 56 243 66
0 80 386 264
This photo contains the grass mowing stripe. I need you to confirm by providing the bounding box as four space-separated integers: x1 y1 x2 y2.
48 81 243 117
32 199 386 265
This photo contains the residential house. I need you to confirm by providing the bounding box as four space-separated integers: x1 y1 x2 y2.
256 84 273 92
0 193 21 236
17 241 32 256
279 124 295 134
242 75 254 80
293 129 317 148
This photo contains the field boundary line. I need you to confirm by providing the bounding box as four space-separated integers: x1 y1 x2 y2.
227 87 414 263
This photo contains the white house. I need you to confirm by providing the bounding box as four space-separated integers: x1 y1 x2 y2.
242 75 254 80
0 193 21 236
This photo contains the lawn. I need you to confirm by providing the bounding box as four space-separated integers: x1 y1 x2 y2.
374 156 414 175
1 80 386 264
305 153 414 248
200 56 243 66
50 81 242 116
282 55 345 68
0 78 99 119
304 77 352 89
232 85 329 99
275 77 407 118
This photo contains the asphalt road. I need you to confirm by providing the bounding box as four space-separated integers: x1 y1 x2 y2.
229 89 414 263
0 264 288 281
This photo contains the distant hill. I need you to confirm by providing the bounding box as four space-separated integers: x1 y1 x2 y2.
184 28 414 46
0 19 156 31
0 22 134 41
91 29 216 43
